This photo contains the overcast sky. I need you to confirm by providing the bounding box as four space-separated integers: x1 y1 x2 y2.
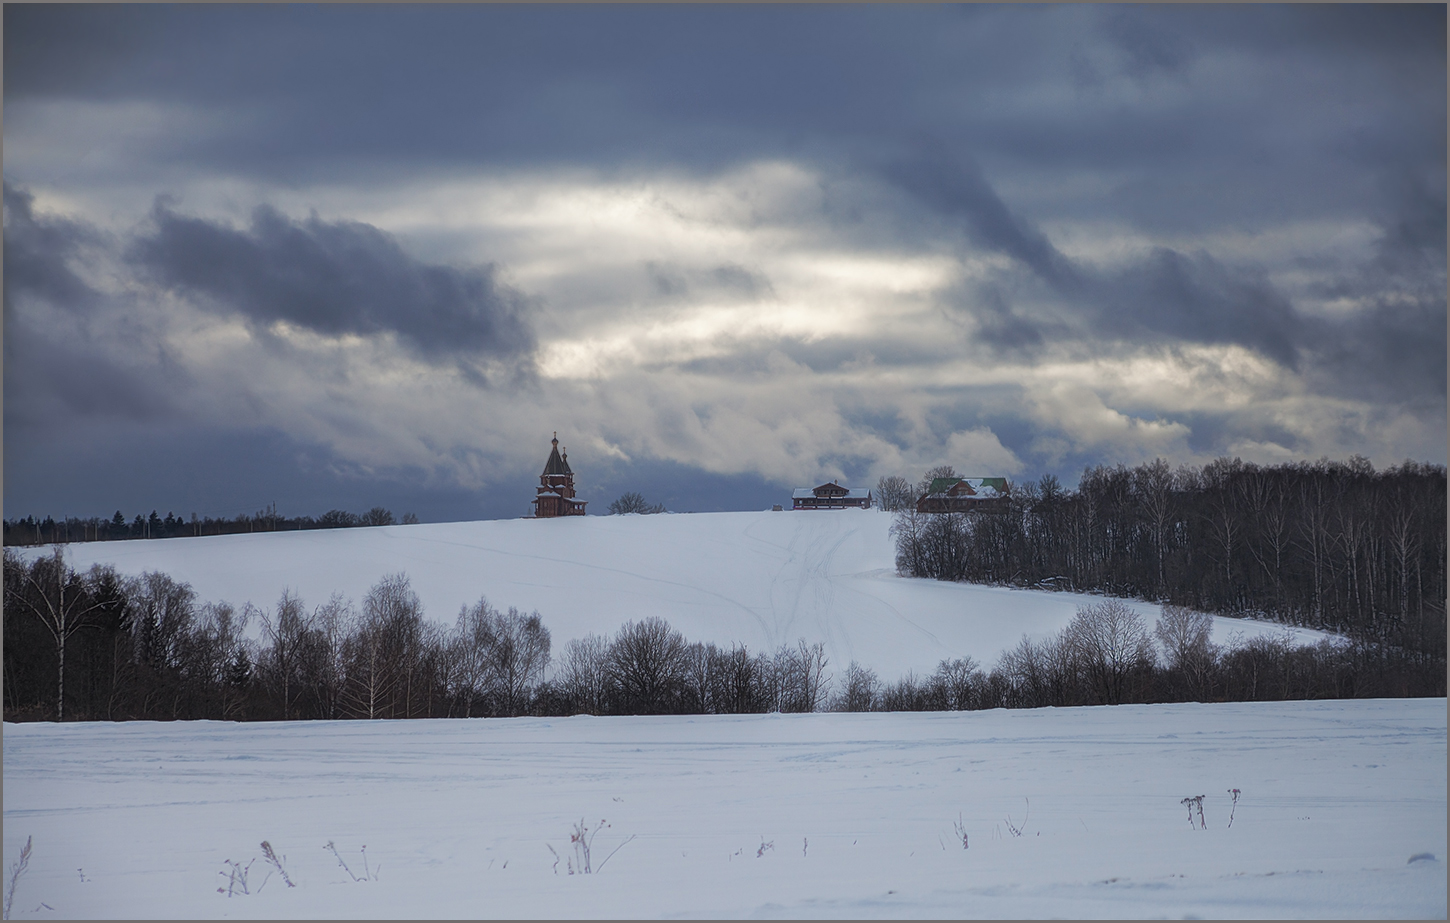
4 4 1445 523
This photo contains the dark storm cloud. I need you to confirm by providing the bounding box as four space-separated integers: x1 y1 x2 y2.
5 5 1443 240
1371 169 1449 283
3 183 101 311
4 183 183 430
130 203 536 362
3 320 181 432
1 421 511 524
884 151 1080 291
1202 4 1445 60
2 5 159 99
1104 249 1300 369
1100 7 1198 83
963 284 1046 354
886 152 1303 368
1303 298 1448 407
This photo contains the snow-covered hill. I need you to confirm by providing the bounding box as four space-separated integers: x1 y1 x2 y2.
24 509 1323 678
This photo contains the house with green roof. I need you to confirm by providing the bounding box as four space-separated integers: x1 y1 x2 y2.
915 476 1010 514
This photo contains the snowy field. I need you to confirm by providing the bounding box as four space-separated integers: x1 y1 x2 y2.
2 699 1444 919
20 510 1327 679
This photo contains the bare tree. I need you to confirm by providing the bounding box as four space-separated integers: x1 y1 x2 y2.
128 570 198 717
259 590 312 720
1133 458 1176 596
195 601 252 720
931 656 982 711
1067 600 1154 705
875 475 914 512
607 617 688 714
1154 605 1216 701
559 634 610 715
608 492 665 515
359 573 424 718
3 548 114 720
890 507 930 577
456 598 551 716
361 507 395 527
340 626 392 720
834 660 879 712
766 639 831 713
299 594 352 720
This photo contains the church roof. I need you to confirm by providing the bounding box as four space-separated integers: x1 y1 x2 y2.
542 435 573 476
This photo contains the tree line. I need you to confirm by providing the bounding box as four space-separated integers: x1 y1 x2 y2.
1 549 831 722
3 505 420 547
607 492 668 515
5 547 1439 724
888 456 1446 668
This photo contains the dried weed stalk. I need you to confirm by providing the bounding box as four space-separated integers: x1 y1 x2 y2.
4 836 33 920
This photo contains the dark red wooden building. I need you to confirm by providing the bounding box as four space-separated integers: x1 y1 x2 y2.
792 481 873 510
531 433 588 518
915 476 1010 513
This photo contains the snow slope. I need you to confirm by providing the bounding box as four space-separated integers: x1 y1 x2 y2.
2 699 1444 919
23 510 1325 678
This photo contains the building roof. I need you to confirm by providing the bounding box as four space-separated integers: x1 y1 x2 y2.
923 476 1008 498
541 434 572 476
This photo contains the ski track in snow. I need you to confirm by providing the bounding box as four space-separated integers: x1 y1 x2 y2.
12 510 1331 680
2 700 1444 919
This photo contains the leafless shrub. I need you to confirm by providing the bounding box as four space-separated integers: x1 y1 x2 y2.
325 840 378 882
1180 795 1207 830
755 839 775 858
563 819 634 874
4 836 32 920
260 840 294 887
608 492 665 514
217 858 257 897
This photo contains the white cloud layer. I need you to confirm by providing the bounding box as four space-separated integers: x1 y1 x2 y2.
8 156 1443 504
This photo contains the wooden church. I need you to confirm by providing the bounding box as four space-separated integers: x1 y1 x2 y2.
531 433 588 518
